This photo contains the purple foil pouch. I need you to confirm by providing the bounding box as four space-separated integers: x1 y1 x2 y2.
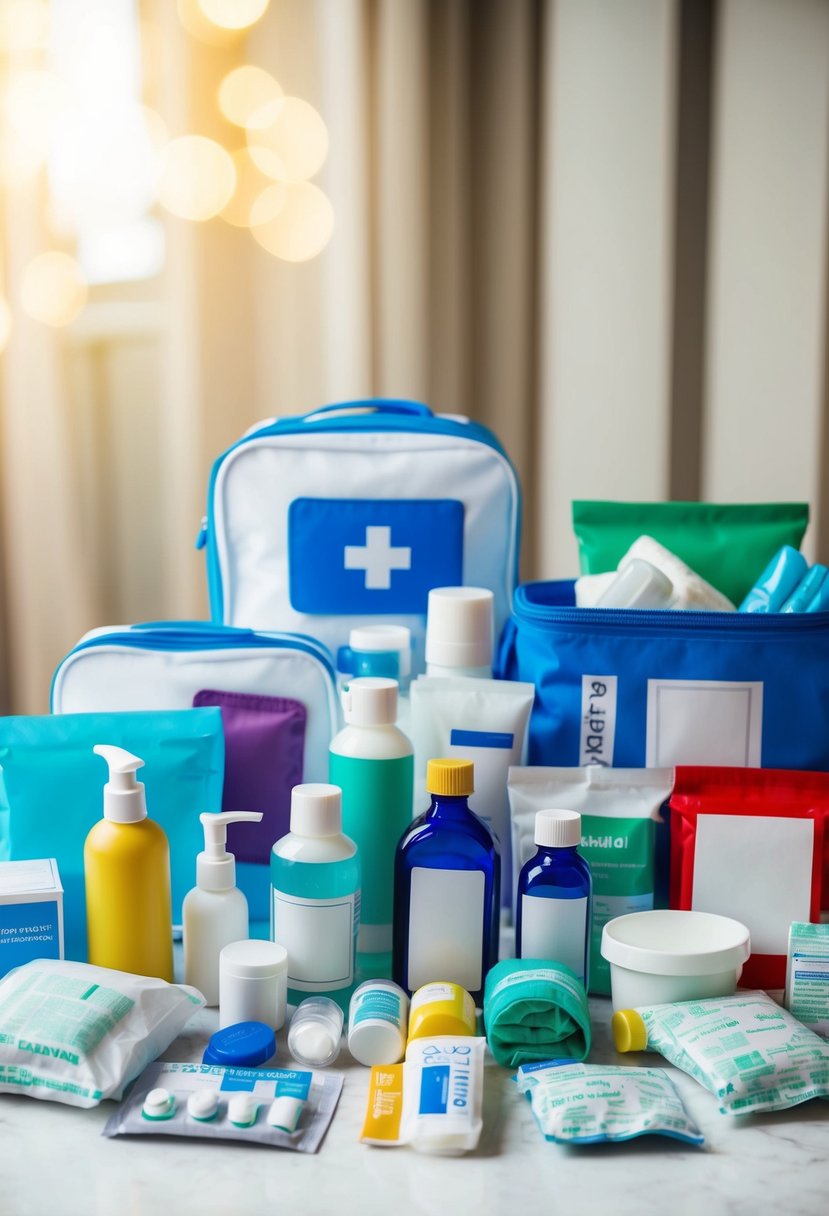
193 690 306 924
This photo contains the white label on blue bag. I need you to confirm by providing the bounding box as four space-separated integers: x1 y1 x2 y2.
645 679 763 767
580 676 617 766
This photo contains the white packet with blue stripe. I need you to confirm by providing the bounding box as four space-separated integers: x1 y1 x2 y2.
516 1061 704 1146
401 1037 486 1155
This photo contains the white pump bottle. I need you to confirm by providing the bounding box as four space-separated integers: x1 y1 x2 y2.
183 811 263 1005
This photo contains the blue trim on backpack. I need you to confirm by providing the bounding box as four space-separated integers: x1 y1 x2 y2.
50 624 337 712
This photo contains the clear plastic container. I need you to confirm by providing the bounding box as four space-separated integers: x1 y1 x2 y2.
287 997 344 1067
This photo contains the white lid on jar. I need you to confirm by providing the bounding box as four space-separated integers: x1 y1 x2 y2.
220 939 288 980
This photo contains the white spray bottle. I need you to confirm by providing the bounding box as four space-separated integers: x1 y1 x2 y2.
183 811 263 1005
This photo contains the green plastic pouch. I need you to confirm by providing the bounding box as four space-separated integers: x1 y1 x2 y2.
508 767 670 995
572 501 809 605
483 959 591 1068
0 708 224 960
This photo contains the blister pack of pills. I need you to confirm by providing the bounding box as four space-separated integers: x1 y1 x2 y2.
102 1061 344 1153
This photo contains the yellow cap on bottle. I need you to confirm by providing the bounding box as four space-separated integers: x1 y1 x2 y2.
408 982 477 1042
611 1009 648 1053
426 758 474 796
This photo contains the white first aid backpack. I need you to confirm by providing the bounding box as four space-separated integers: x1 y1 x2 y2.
197 400 522 667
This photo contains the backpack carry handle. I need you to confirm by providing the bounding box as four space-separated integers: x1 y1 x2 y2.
301 399 433 422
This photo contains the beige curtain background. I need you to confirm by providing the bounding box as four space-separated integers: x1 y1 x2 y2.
1 0 828 714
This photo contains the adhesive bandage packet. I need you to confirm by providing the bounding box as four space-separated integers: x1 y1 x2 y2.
103 1060 344 1152
612 991 829 1115
516 1061 704 1146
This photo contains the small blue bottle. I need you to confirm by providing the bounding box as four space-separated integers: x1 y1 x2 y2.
271 784 361 1013
392 758 500 1004
515 809 592 985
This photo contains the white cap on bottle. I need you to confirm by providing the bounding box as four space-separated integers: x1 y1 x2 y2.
341 676 398 726
93 744 147 824
290 783 343 837
197 810 263 892
425 586 494 670
349 625 412 679
534 809 582 848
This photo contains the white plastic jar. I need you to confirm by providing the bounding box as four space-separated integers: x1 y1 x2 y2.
219 939 288 1030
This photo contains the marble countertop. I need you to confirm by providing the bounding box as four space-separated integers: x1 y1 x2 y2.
2 995 828 1216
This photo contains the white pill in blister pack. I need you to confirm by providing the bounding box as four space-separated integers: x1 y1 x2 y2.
228 1093 258 1127
142 1087 176 1120
187 1089 220 1122
267 1096 304 1132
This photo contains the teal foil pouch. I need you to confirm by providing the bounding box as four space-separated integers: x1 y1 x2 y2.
483 958 591 1069
0 708 224 961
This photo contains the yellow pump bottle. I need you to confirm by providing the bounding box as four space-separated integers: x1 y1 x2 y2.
84 744 173 982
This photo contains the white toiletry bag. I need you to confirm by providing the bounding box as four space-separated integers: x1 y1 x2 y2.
51 623 340 922
198 400 522 668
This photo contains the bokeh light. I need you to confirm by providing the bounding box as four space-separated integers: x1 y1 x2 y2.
218 66 282 130
220 148 277 228
157 135 236 222
246 97 328 183
21 252 88 327
250 181 334 262
177 0 239 46
0 297 13 353
198 0 269 32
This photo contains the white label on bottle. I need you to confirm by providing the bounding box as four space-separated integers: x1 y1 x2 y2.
580 676 617 766
272 890 355 990
407 868 485 993
645 678 763 767
520 894 588 981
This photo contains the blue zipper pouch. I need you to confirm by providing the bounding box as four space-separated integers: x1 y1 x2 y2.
0 708 224 961
498 580 829 771
199 400 521 671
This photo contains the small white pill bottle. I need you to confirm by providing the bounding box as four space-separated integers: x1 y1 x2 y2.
348 979 409 1066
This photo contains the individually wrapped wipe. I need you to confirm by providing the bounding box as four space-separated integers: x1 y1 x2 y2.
0 959 204 1107
516 1061 703 1146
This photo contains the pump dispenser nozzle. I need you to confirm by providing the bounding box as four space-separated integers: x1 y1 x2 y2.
197 811 263 892
93 744 147 824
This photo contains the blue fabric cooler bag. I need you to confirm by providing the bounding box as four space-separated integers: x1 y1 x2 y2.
498 580 829 771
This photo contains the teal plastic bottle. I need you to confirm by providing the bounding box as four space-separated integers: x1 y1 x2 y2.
270 783 360 1012
329 678 413 980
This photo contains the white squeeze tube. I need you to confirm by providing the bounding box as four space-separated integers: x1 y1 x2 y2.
409 676 534 912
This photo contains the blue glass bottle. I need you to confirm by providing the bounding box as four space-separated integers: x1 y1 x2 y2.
515 809 592 985
392 758 500 1004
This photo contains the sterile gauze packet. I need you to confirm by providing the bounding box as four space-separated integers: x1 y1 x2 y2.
0 959 204 1107
516 1061 704 1146
103 1061 344 1152
612 991 829 1116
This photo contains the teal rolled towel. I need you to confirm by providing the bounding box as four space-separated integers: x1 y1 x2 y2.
483 958 591 1069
